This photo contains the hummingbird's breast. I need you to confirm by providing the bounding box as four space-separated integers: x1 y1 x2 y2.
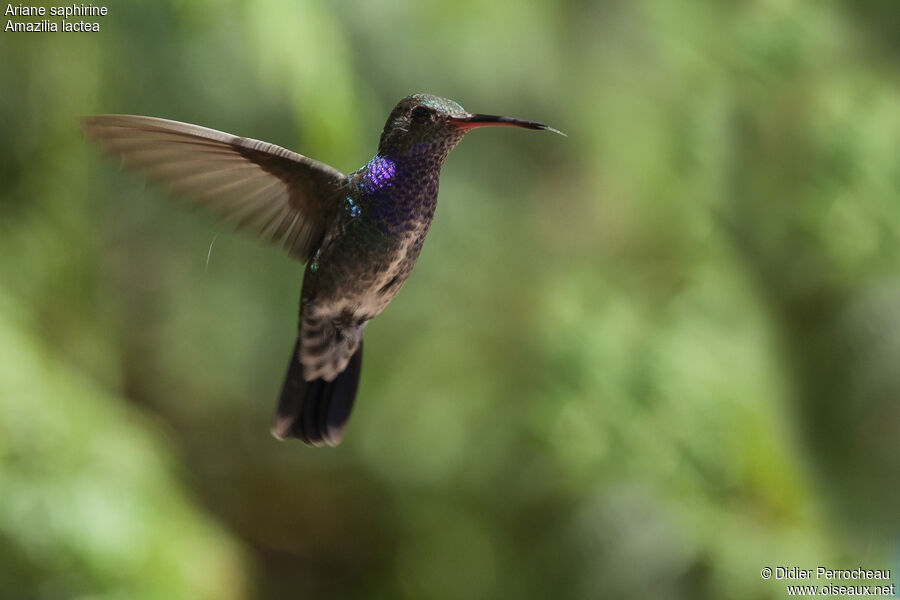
301 154 442 323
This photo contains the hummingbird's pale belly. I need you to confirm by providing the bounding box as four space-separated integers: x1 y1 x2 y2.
307 227 426 320
298 219 430 381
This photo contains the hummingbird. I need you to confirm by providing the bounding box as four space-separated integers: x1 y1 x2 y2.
83 93 561 446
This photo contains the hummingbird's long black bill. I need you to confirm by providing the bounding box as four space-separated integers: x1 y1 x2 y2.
451 113 566 136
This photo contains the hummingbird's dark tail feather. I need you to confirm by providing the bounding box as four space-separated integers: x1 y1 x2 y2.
271 338 363 446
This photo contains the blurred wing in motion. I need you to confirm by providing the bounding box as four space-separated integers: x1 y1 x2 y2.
82 115 348 261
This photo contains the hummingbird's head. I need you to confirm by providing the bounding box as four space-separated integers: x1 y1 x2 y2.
377 93 562 160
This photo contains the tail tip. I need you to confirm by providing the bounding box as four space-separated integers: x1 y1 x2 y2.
269 411 347 447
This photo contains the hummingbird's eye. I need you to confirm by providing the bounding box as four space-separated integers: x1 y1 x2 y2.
410 106 431 122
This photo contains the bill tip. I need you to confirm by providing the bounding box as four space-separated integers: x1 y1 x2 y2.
541 124 567 137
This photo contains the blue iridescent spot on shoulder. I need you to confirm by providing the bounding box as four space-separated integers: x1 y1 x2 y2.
344 195 361 217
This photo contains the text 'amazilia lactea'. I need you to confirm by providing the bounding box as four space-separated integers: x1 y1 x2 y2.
83 93 562 446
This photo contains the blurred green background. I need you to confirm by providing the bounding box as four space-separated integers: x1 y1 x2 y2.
1 1 899 598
